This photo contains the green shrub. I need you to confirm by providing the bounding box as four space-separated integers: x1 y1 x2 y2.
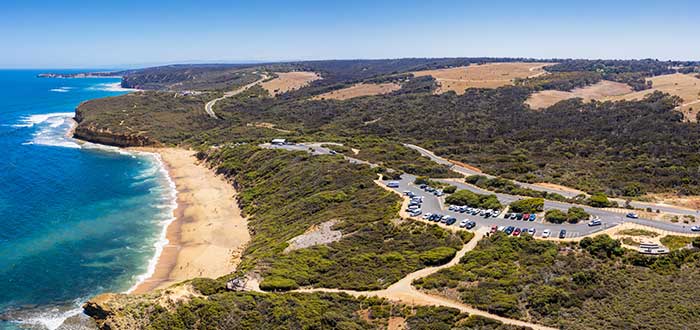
509 198 544 213
566 207 589 223
420 247 457 266
545 209 567 224
259 276 299 291
445 190 502 209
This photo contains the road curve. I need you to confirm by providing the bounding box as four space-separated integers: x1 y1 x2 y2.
204 74 269 119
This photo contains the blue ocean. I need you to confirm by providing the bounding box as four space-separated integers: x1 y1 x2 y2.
0 71 176 329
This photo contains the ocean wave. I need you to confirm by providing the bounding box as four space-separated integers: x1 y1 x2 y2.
49 87 73 93
5 300 85 330
87 82 136 92
12 112 75 128
125 152 178 294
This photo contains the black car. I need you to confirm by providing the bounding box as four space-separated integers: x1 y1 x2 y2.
465 221 476 229
505 213 512 219
504 226 515 235
446 217 457 225
515 213 523 220
559 229 567 239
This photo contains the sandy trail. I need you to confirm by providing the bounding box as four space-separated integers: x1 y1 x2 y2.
130 148 249 293
294 227 556 330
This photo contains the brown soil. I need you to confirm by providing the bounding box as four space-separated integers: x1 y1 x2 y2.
412 62 555 94
526 80 633 109
313 82 401 100
533 182 586 195
605 73 700 121
260 71 320 96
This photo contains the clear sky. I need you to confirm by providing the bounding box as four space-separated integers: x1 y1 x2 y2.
2 0 699 68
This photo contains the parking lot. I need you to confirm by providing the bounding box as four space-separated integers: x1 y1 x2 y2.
261 141 699 236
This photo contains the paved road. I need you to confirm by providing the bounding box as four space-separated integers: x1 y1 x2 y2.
405 143 700 217
204 74 269 119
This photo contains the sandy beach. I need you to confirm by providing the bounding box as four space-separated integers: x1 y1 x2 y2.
130 148 249 294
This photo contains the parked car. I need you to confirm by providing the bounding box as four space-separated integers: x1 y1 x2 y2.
459 219 469 228
626 212 639 219
691 226 700 232
542 229 551 238
505 213 512 219
410 210 422 216
529 214 536 221
419 184 427 189
493 210 500 217
490 225 498 233
466 221 476 229
588 219 602 227
446 217 457 225
505 226 515 235
422 213 432 220
528 228 536 236
448 205 456 211
522 213 530 221
559 229 567 239
513 228 521 236
498 226 506 232
515 213 523 220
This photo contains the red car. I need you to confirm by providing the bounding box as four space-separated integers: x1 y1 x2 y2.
513 228 521 236
490 225 498 233
522 213 530 221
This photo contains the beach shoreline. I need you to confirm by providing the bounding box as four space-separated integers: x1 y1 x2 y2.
128 147 250 294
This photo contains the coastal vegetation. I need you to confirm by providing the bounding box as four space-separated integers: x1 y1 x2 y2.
85 290 528 330
414 233 700 329
445 190 502 210
507 198 544 214
544 207 590 224
201 145 467 291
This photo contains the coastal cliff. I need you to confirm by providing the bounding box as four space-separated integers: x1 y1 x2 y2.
72 100 160 147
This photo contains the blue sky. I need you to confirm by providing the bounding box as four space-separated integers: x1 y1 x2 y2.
2 0 699 68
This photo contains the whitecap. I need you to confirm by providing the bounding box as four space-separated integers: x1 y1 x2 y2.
125 152 178 294
13 112 75 128
87 82 136 92
49 87 73 93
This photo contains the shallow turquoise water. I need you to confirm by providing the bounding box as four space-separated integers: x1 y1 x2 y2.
0 71 175 329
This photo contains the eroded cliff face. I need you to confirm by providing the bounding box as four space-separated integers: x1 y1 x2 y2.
83 284 202 330
73 107 159 147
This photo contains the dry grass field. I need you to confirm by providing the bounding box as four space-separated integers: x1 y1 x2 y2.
526 80 633 109
260 71 321 96
312 82 401 100
412 62 555 94
605 73 700 121
527 74 700 120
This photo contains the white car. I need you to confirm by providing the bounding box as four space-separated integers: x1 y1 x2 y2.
497 226 506 232
691 226 700 232
459 219 469 228
542 229 551 238
422 213 432 220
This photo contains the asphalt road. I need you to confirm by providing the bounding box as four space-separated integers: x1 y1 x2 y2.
204 74 269 119
262 142 700 236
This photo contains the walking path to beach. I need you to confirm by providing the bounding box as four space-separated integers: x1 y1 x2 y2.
130 148 249 293
204 74 269 119
294 227 557 330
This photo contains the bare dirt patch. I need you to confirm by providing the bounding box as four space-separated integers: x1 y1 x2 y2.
388 317 407 330
526 80 633 109
313 82 401 100
283 220 342 253
412 62 555 94
533 182 586 195
260 71 320 96
605 73 700 121
245 122 293 133
643 193 700 210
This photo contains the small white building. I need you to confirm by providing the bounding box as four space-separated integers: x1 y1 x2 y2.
271 138 287 145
